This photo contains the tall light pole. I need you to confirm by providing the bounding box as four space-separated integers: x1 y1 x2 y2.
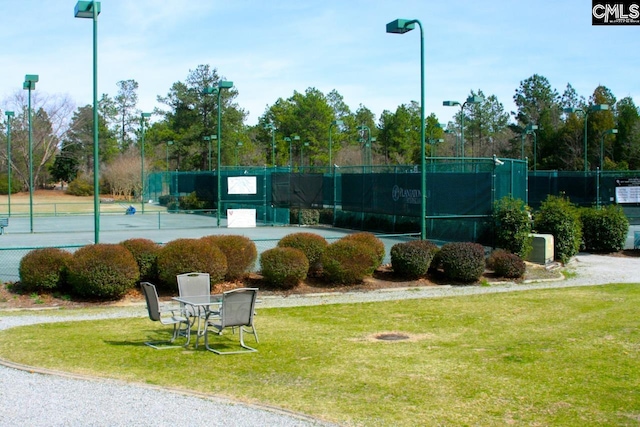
235 141 243 166
265 123 276 166
357 125 371 169
285 135 300 169
600 128 618 171
166 140 173 172
387 18 426 239
216 80 233 227
531 127 538 172
75 0 101 243
328 119 343 171
203 135 215 171
140 112 151 214
23 75 38 233
520 123 538 162
5 111 14 217
563 104 609 171
301 141 309 171
443 95 483 159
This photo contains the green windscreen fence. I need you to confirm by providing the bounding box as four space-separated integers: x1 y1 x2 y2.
147 158 527 242
529 170 640 224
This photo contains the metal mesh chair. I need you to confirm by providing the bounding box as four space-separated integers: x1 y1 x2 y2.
177 272 213 346
140 282 190 349
204 288 259 354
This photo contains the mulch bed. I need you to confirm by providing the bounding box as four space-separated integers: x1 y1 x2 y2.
2 250 638 310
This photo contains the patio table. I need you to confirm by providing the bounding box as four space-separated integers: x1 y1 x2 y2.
172 294 222 348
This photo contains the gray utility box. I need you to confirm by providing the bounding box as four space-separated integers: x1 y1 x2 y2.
526 234 554 265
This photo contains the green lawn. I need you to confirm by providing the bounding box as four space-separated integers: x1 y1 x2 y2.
1 284 639 426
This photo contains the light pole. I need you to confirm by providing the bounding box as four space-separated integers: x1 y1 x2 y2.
563 104 609 171
519 123 538 162
531 127 538 172
166 140 173 172
285 135 300 169
203 135 215 171
75 0 101 243
329 119 343 171
235 141 243 166
265 123 276 166
357 125 371 169
427 123 445 158
23 74 38 233
443 95 483 159
600 128 618 171
140 112 151 214
215 80 233 227
5 111 14 217
387 18 426 239
301 141 309 171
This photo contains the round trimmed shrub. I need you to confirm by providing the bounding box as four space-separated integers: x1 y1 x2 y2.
277 232 328 273
322 240 379 285
340 232 385 268
534 195 582 264
260 247 309 289
390 240 439 279
492 196 532 257
19 247 73 292
201 235 257 281
438 242 486 283
68 244 140 300
487 249 526 279
120 238 160 281
156 238 227 290
580 205 629 253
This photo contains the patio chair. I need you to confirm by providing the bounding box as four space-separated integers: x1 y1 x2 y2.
204 288 259 354
177 272 214 347
140 281 190 349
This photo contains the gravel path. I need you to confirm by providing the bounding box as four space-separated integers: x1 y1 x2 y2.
1 253 638 427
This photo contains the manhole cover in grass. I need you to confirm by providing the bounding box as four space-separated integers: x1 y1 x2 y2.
375 333 409 341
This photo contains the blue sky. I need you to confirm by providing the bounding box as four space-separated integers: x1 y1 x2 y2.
1 0 638 126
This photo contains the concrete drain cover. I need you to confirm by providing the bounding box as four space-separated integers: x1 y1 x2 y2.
376 333 409 341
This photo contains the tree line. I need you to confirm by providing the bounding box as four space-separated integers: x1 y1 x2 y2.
1 65 639 198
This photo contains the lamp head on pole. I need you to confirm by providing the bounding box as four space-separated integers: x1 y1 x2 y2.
443 100 460 107
74 1 101 19
5 111 14 118
218 80 233 90
23 74 39 90
332 119 344 126
466 95 484 104
386 19 415 34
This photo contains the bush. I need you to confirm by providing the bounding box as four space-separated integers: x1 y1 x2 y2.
66 174 95 196
290 209 320 225
487 249 526 279
580 205 629 253
156 238 227 290
120 238 160 281
179 191 209 210
322 240 379 284
438 242 486 283
67 244 139 300
390 240 439 279
340 232 385 269
492 196 532 257
277 232 328 273
534 195 582 264
201 235 257 281
19 248 73 292
260 247 309 289
0 175 22 195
